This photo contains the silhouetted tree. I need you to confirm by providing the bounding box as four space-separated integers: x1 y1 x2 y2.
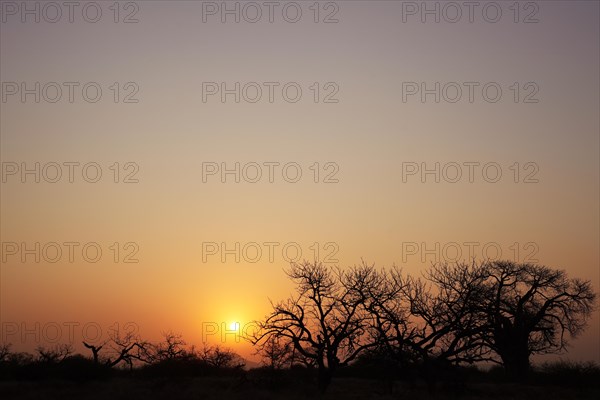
253 334 293 369
83 325 151 369
82 341 105 364
0 344 11 362
361 263 490 392
253 259 597 389
480 261 596 381
198 345 245 369
35 344 73 363
410 263 492 363
348 265 415 392
407 263 493 391
152 331 188 361
252 261 379 393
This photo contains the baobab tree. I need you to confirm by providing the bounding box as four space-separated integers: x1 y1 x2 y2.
253 259 596 388
252 261 380 392
480 261 596 380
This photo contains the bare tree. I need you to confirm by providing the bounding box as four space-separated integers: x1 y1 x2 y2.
348 265 417 393
0 343 12 362
152 331 188 361
82 325 151 369
35 344 73 363
356 266 413 362
252 261 379 392
107 325 153 369
198 344 245 369
252 259 597 388
481 261 596 380
253 334 293 369
408 262 493 364
82 341 106 364
359 263 491 392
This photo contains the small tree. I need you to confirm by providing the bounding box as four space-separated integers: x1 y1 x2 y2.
0 343 11 362
153 331 188 361
198 345 245 369
83 325 151 369
253 334 293 369
35 344 73 363
82 341 106 364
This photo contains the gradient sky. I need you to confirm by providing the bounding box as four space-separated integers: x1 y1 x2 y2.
1 1 599 362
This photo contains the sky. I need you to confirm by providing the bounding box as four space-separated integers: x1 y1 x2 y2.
0 0 599 363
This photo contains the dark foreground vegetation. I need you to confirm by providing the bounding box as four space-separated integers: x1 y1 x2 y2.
0 358 599 400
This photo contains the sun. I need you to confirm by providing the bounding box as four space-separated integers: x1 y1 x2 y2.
229 321 240 331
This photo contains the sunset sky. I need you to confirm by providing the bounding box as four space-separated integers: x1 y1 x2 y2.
1 1 598 362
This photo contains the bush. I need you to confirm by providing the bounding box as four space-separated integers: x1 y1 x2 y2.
531 360 600 387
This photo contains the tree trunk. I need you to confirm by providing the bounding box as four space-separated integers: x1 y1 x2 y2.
500 336 530 382
503 354 530 381
317 366 333 393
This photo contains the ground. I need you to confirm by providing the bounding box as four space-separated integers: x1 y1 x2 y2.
1 377 598 400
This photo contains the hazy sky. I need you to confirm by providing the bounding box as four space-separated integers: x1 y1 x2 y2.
1 1 599 362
